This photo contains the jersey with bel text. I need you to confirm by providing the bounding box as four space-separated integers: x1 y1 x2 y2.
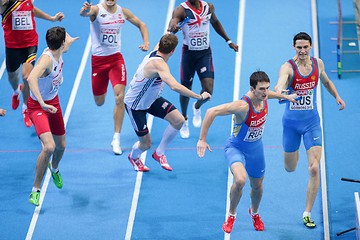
1 0 38 48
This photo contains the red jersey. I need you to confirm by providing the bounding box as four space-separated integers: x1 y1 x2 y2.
1 0 38 48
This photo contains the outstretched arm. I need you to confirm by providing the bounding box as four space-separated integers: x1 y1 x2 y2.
151 59 211 100
318 58 346 110
209 3 238 52
33 7 64 22
167 6 186 33
123 8 149 51
62 32 79 53
197 100 248 157
274 62 292 94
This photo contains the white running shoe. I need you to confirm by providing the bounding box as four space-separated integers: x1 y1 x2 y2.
192 102 201 128
180 119 190 139
111 138 122 155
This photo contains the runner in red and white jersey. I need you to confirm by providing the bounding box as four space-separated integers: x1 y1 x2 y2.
0 0 64 127
80 0 149 155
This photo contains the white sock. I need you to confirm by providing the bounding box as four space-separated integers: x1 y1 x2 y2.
303 211 311 218
32 187 40 192
131 141 143 159
156 125 179 156
229 212 236 217
113 132 120 141
22 103 27 112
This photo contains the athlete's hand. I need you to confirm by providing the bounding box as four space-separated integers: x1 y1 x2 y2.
41 104 57 114
200 92 211 101
229 42 239 52
197 139 212 158
0 108 6 117
336 96 346 110
139 42 149 52
52 12 64 22
286 93 299 103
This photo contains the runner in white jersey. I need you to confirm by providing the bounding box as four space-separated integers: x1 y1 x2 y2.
26 27 78 206
168 0 238 139
29 49 63 101
80 0 149 155
125 34 211 172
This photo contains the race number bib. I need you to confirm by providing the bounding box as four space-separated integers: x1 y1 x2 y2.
12 11 33 30
100 28 120 47
50 76 63 94
289 90 314 110
244 126 265 142
188 32 209 50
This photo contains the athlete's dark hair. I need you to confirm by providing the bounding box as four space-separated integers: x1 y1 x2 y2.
293 32 312 46
158 34 178 54
249 70 270 89
46 26 66 50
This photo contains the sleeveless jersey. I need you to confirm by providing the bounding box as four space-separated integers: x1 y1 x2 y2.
124 51 165 110
284 57 319 120
1 0 38 48
229 96 268 147
30 49 64 101
180 0 211 51
90 4 125 56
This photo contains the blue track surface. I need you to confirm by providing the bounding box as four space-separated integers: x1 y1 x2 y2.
0 0 359 239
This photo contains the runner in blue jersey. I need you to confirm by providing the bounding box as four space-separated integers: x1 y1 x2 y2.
197 71 298 234
275 32 345 228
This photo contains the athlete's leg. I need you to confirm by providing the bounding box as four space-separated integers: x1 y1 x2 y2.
249 176 264 213
229 162 247 215
21 62 34 105
7 69 20 91
305 145 322 212
113 84 125 133
284 150 299 172
33 132 55 189
51 134 66 169
195 77 213 109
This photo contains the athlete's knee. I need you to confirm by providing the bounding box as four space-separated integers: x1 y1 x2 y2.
94 96 105 106
43 142 56 155
308 162 320 177
172 115 185 130
115 93 124 106
233 176 246 190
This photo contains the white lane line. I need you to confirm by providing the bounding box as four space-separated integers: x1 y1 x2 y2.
124 1 176 239
311 0 330 239
224 0 246 239
25 34 92 240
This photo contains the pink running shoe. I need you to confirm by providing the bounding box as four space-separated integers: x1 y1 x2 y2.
152 151 172 171
222 215 236 233
12 84 23 110
128 154 150 172
249 208 264 231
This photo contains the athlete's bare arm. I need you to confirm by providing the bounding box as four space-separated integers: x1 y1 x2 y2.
167 6 186 33
208 3 238 52
79 1 99 22
27 55 57 113
123 8 149 51
197 100 248 157
274 62 292 94
33 7 64 22
317 58 346 110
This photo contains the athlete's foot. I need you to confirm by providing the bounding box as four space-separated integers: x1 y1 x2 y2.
23 108 33 127
192 102 201 128
111 138 122 155
12 84 22 110
180 119 190 139
222 215 236 233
